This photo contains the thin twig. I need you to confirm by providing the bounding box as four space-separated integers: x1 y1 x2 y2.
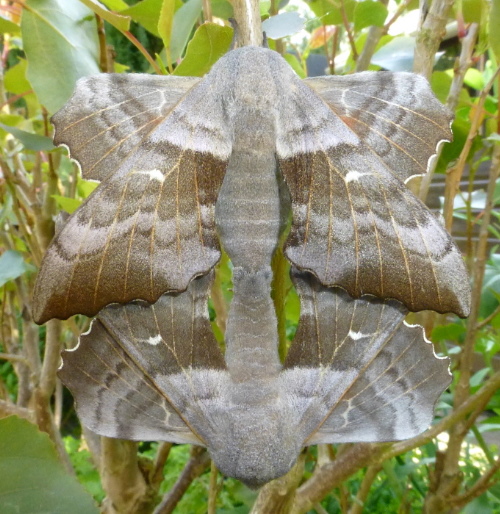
443 64 500 230
347 464 381 514
123 30 163 75
340 0 358 61
208 460 218 514
477 302 500 329
418 23 479 201
449 458 500 508
355 0 389 72
0 352 28 364
154 447 210 514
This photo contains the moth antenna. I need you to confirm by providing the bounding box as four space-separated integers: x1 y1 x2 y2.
262 31 269 48
228 18 239 50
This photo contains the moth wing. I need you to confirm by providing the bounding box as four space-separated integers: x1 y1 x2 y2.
34 73 230 323
283 270 451 444
59 273 227 444
276 75 469 316
305 71 452 182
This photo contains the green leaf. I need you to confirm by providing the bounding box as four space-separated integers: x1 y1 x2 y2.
0 416 98 514
470 368 489 388
262 12 305 40
22 0 100 113
78 0 131 32
0 15 20 34
4 58 32 95
309 0 355 25
430 71 452 103
100 0 129 9
52 195 82 214
284 53 306 78
0 122 54 151
354 0 388 31
77 178 99 198
461 0 485 23
431 323 466 343
173 22 232 76
491 0 500 60
120 0 162 36
464 68 485 90
0 251 30 287
211 0 233 18
170 0 203 62
372 36 416 71
260 0 271 16
158 0 175 49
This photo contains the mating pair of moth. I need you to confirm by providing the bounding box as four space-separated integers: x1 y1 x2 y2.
33 46 470 487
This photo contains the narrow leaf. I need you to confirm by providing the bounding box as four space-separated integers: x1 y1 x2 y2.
491 0 500 60
170 0 203 61
158 0 175 49
0 122 54 151
78 0 131 32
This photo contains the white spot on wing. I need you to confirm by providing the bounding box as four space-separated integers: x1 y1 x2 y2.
146 334 162 346
133 169 165 182
344 170 369 183
348 330 370 340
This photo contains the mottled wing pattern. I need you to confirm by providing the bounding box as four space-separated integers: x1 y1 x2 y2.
305 72 452 182
58 273 226 444
34 74 229 323
276 74 470 316
283 269 451 444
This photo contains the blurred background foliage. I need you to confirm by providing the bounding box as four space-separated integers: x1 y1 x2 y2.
0 0 500 512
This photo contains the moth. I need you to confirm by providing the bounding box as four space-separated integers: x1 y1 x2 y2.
59 266 451 488
33 46 471 324
50 46 456 487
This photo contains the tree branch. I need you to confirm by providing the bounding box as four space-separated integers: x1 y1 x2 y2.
413 0 454 79
231 0 263 47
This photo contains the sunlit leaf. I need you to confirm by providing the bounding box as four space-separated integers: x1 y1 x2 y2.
464 68 485 90
309 25 336 49
262 12 305 39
